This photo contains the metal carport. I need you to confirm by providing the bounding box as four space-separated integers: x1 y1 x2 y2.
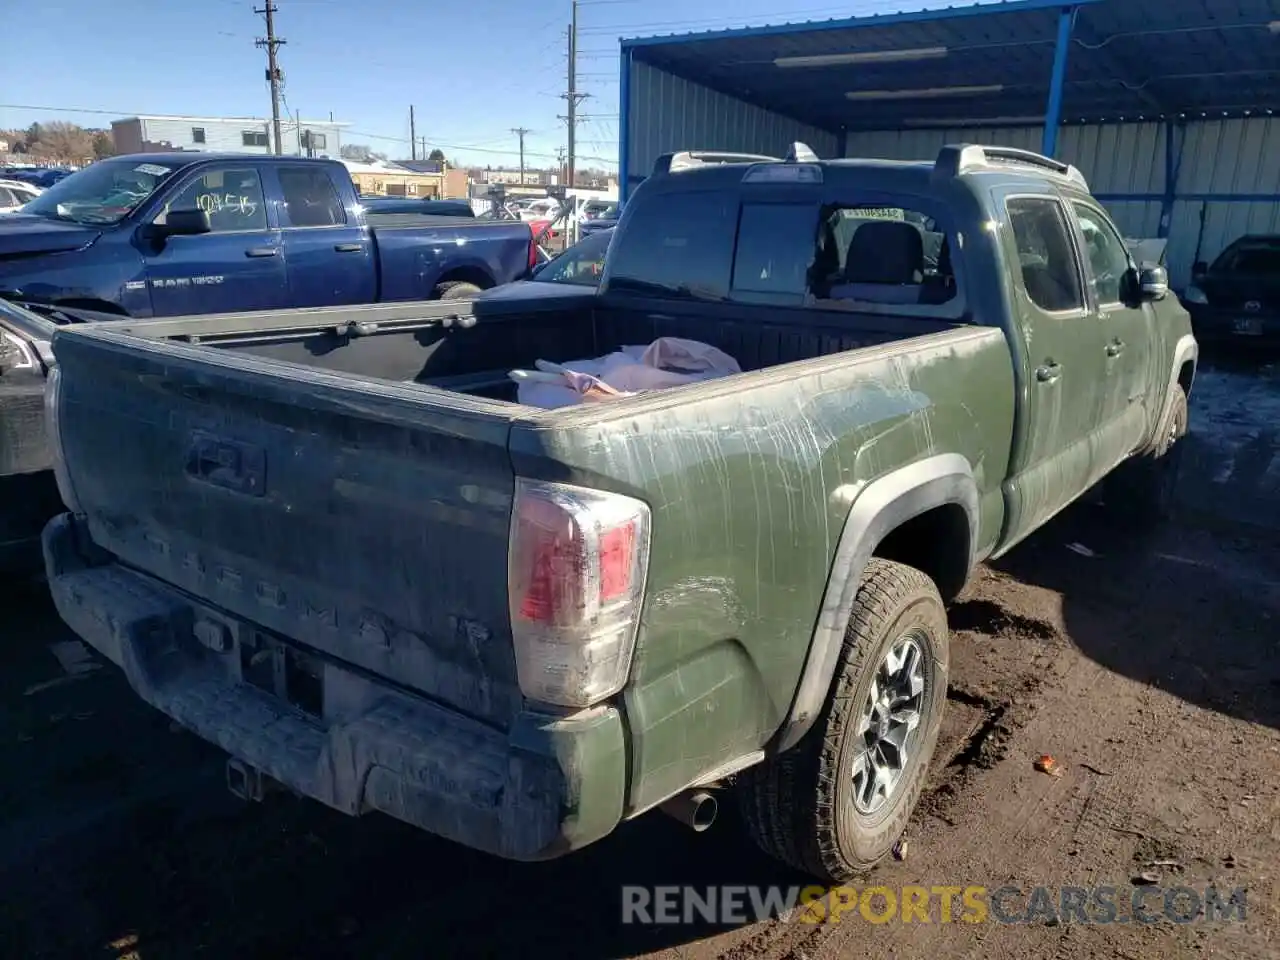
617 0 1280 283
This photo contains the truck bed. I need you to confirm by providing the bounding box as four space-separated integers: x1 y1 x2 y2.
88 293 962 404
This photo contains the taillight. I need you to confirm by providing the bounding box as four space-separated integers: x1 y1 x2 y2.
527 227 539 272
508 478 650 708
44 363 84 514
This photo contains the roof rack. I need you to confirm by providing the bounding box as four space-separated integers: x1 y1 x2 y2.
653 149 781 175
652 142 822 176
933 143 1090 192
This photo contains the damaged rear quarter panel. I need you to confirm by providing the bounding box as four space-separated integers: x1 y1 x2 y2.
508 327 1015 812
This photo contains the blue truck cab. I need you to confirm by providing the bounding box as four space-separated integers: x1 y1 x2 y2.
0 154 537 316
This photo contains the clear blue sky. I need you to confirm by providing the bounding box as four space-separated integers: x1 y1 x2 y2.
0 0 964 169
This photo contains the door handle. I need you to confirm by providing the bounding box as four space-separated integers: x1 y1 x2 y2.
1105 339 1125 358
244 246 279 258
1035 362 1062 383
333 243 364 253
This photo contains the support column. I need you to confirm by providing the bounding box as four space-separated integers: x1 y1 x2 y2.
1042 6 1076 157
618 46 633 202
1158 119 1185 239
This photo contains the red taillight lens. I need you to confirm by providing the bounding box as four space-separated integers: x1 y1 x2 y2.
508 479 650 707
527 227 539 271
598 523 636 602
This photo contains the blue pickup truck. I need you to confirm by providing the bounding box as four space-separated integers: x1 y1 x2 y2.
0 154 537 316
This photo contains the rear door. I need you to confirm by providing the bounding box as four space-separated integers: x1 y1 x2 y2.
1067 198 1157 460
999 192 1109 543
144 163 288 316
271 164 376 307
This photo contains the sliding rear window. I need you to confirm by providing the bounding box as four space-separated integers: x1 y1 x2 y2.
605 186 963 316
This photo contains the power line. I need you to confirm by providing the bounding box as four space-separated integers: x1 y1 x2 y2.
253 0 286 155
344 128 615 164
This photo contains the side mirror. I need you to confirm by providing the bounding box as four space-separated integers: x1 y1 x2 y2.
1138 263 1169 302
1191 260 1208 280
152 208 211 239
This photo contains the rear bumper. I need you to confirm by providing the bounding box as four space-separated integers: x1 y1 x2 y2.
42 512 628 861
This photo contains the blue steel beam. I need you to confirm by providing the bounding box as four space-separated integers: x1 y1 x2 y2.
1042 6 1077 157
618 46 633 201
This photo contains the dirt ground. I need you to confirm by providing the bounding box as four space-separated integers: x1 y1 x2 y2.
2 356 1278 960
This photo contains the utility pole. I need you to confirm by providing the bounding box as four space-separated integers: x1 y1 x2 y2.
254 0 286 155
410 105 417 161
510 127 531 184
561 2 588 195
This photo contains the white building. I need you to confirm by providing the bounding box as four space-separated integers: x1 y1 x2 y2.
111 115 348 159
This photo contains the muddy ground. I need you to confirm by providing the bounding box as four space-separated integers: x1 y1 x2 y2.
2 356 1278 960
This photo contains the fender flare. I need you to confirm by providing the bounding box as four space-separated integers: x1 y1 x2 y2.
1142 333 1198 454
772 453 980 754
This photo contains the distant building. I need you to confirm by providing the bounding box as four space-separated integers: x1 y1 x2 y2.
342 159 443 198
110 115 348 158
0 140 9 154
484 168 546 186
395 159 469 199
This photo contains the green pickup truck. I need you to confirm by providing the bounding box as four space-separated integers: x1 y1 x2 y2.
41 143 1197 883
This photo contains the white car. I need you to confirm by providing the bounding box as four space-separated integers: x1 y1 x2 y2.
517 198 562 222
0 179 42 214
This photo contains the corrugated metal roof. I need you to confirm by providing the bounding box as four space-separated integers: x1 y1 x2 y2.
622 0 1280 131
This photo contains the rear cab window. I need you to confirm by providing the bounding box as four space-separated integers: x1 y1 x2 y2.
604 190 736 300
603 183 964 316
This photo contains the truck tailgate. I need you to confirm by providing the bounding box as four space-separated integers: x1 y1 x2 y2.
51 326 523 727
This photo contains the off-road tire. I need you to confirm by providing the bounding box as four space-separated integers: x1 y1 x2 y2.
1105 384 1189 529
433 280 485 301
737 558 950 883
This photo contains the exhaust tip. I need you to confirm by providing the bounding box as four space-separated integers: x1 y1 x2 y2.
659 790 718 832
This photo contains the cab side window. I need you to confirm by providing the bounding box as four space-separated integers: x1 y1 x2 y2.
1070 202 1131 305
278 167 347 228
154 168 267 233
1006 197 1084 313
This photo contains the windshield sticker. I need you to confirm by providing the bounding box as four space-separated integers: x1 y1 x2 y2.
134 163 172 178
846 208 905 221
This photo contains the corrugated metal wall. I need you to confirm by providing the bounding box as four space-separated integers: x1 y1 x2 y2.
1167 118 1280 285
626 60 838 185
846 119 1280 285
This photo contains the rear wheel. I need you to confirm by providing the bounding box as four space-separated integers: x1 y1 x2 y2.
1105 384 1188 528
433 281 484 301
738 558 950 882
